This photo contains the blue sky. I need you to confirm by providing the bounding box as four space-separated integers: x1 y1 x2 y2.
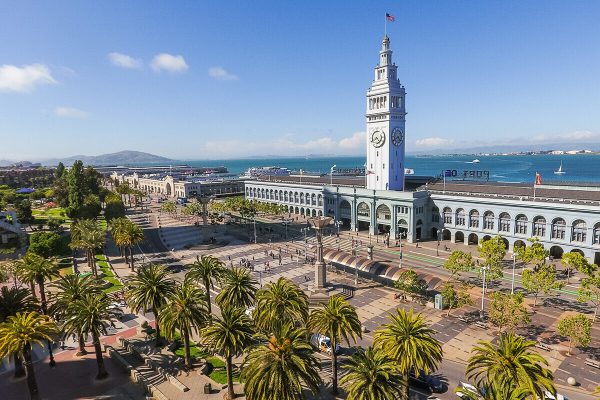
1 1 600 160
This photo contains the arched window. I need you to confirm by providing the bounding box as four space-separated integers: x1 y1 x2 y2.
594 223 600 245
533 216 546 237
376 204 391 220
443 207 452 224
484 211 495 230
456 209 466 226
284 191 289 202
318 194 323 207
299 193 304 204
357 202 370 217
311 193 316 206
552 218 566 240
515 215 528 235
469 210 480 228
571 220 587 242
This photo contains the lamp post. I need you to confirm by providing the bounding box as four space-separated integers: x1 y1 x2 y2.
436 229 441 256
480 266 488 318
307 216 333 291
511 253 517 295
399 232 405 268
282 220 290 240
253 217 257 244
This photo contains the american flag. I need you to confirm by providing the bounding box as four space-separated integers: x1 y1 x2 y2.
386 13 395 22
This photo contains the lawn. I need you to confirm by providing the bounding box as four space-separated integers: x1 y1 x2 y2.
172 343 238 384
32 207 71 226
96 254 122 292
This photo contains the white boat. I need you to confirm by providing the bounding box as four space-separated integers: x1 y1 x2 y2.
554 161 565 175
472 159 480 163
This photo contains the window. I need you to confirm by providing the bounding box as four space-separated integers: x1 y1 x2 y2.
594 223 600 245
533 217 546 237
572 220 587 242
499 213 510 232
515 215 528 235
456 209 466 226
443 207 452 224
484 211 494 230
469 210 480 228
552 218 566 240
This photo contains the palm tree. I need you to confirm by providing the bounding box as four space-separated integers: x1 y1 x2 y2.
108 218 129 264
340 346 403 400
215 267 257 310
375 308 443 400
308 295 362 395
465 332 556 399
242 324 322 400
123 222 144 270
62 293 117 379
186 255 226 319
0 311 59 400
71 219 105 277
0 287 38 377
456 381 530 400
16 253 58 313
126 264 175 346
16 253 59 366
49 274 101 356
159 277 208 368
254 277 309 333
201 306 254 400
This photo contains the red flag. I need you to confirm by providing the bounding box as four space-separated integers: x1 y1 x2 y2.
366 170 375 175
386 13 395 22
535 172 542 185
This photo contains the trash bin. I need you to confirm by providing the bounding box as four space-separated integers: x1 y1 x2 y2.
204 383 212 394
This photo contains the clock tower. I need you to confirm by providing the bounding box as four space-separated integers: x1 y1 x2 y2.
366 35 406 191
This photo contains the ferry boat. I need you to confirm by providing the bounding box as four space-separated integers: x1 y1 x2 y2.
243 166 291 178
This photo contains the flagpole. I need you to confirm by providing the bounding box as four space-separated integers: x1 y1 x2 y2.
384 13 387 36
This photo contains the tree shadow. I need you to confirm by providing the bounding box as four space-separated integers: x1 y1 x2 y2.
543 297 591 314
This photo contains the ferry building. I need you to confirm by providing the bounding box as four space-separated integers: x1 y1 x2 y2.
244 36 600 265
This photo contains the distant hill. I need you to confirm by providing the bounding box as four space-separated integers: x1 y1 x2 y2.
42 150 173 166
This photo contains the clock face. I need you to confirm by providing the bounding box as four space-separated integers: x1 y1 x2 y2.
391 127 404 146
370 129 385 148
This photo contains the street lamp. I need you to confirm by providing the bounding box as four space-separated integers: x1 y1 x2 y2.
399 232 406 269
307 216 333 291
511 253 517 295
480 266 488 318
253 217 257 244
436 229 441 256
282 220 290 240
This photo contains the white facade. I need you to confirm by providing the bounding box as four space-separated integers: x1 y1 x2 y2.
366 36 406 191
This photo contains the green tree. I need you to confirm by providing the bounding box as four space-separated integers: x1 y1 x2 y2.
0 312 59 400
62 293 117 379
578 272 600 322
201 306 254 400
104 193 126 221
456 382 530 400
308 295 362 395
441 281 473 317
394 269 428 300
521 264 564 307
242 324 322 400
216 267 258 310
70 219 105 277
159 278 208 368
557 313 592 355
182 198 203 223
55 162 65 179
443 250 474 280
28 231 64 258
0 286 38 377
465 332 555 399
160 200 176 215
66 160 86 219
254 277 309 333
477 235 506 283
514 238 548 271
126 264 175 346
15 199 33 224
375 308 443 400
46 216 64 232
562 252 592 284
340 346 403 400
121 220 144 270
79 194 102 220
186 255 226 320
16 253 58 314
488 292 530 333
49 274 101 355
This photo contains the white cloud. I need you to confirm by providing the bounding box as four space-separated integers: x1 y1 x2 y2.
0 64 57 93
150 53 188 72
415 137 454 147
208 66 239 81
54 106 89 119
339 131 365 149
108 52 142 69
530 130 600 143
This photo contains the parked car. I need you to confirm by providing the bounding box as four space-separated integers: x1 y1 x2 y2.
409 370 444 393
456 381 481 398
542 392 568 400
310 333 340 355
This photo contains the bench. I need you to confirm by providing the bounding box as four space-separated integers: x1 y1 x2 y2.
458 316 469 323
474 321 487 329
535 342 551 352
586 358 600 369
